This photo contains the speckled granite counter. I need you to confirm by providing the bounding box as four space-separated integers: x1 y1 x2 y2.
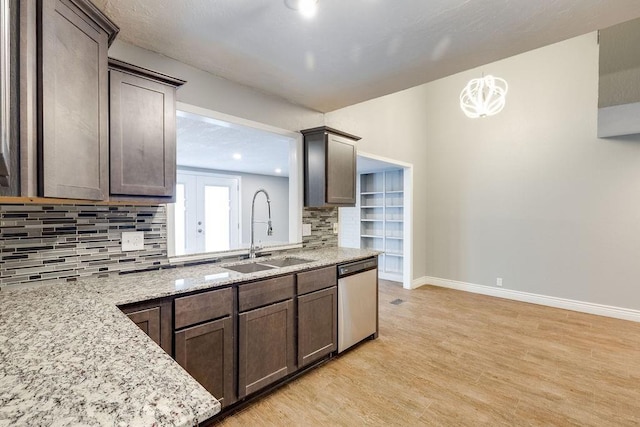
0 247 378 426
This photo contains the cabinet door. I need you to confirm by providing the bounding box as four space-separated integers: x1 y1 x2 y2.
126 307 161 345
175 317 235 408
0 0 11 189
238 299 295 398
109 69 176 197
326 134 356 205
39 0 110 200
121 299 172 355
298 286 337 367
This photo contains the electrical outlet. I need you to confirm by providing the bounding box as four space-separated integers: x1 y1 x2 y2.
496 277 503 287
122 231 144 251
302 223 312 236
333 222 339 234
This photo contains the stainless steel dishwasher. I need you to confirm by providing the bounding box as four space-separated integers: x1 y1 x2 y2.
337 257 378 353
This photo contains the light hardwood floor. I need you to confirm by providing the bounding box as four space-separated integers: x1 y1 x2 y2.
218 280 640 426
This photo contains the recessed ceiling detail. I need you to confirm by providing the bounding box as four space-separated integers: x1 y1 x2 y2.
93 0 640 112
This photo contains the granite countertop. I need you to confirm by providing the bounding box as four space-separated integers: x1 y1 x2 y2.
0 247 378 426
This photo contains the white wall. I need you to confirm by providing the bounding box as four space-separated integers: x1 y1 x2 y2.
108 41 323 132
327 32 640 311
338 206 360 248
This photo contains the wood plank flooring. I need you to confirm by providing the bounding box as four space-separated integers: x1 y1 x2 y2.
218 281 640 426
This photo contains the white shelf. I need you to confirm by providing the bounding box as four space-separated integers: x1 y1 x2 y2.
359 169 405 279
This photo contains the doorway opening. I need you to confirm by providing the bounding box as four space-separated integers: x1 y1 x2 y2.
339 152 413 289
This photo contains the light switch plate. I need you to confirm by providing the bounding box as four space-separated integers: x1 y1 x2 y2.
122 231 144 251
302 223 312 236
333 222 339 234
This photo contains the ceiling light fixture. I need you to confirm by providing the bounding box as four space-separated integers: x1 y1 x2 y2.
275 168 282 174
284 0 318 18
459 75 508 118
232 153 242 160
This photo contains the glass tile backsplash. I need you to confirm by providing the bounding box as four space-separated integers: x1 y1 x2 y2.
0 204 337 289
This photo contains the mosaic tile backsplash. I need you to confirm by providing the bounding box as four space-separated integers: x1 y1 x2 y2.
0 204 338 289
0 204 169 288
302 207 338 250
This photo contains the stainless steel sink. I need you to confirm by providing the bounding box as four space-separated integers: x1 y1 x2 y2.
259 257 313 268
223 257 313 274
224 262 276 274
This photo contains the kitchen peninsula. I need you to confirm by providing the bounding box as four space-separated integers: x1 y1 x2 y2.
0 247 378 426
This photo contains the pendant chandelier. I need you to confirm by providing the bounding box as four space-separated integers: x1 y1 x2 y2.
284 0 318 18
459 75 508 118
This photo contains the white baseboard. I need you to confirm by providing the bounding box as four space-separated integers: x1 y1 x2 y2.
413 276 640 323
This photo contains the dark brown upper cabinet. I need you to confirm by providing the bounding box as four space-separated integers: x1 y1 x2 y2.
108 59 185 201
37 0 118 200
0 0 18 194
301 126 360 207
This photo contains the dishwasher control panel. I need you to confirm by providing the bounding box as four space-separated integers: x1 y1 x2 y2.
338 258 377 277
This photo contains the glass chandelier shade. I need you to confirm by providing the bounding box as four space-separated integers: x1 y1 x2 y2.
284 0 318 18
459 75 508 118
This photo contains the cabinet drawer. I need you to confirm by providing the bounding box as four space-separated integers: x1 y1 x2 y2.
297 265 337 295
174 287 233 330
238 275 295 312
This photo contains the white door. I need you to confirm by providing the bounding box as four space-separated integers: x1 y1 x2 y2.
175 171 240 255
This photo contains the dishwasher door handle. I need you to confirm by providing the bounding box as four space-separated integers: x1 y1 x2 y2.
338 259 377 277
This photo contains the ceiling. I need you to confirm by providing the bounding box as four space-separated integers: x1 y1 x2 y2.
176 112 292 177
94 0 640 112
357 156 401 174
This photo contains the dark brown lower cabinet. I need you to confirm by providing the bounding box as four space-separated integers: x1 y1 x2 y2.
298 286 338 367
120 299 172 355
238 299 295 398
174 317 235 408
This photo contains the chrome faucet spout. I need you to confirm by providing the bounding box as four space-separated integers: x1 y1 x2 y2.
250 189 273 259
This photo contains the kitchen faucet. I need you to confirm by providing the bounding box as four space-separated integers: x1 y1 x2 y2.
249 188 273 259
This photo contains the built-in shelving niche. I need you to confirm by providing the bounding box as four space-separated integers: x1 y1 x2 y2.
360 169 404 281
